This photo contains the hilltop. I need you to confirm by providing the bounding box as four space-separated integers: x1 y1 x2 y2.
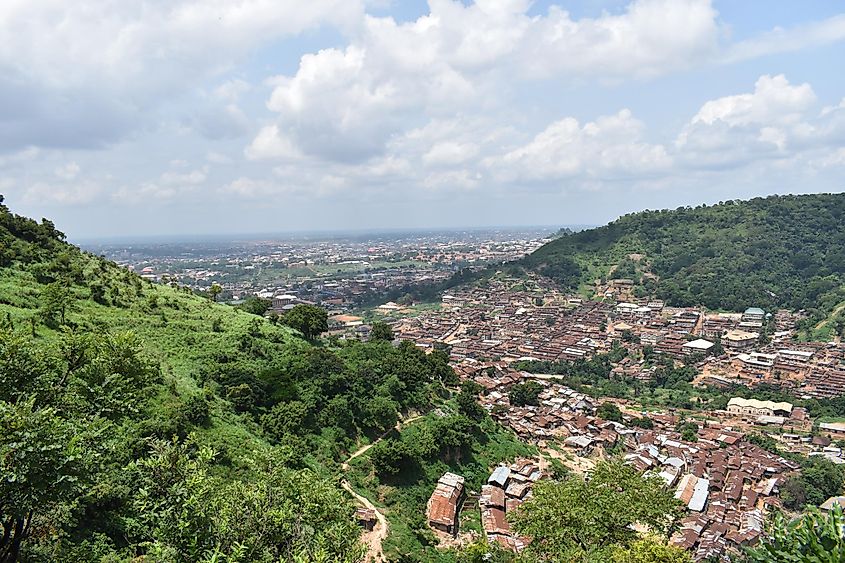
519 193 845 320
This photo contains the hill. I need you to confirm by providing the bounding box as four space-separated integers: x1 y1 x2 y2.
521 193 845 319
1 195 517 562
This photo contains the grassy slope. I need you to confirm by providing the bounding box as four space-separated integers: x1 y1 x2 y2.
0 257 306 465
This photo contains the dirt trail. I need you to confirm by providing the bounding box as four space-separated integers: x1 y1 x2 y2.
341 414 423 561
342 479 388 563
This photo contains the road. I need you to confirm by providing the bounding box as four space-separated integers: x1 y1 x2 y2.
342 414 423 562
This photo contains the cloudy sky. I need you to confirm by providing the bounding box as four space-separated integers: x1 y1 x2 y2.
2 0 845 240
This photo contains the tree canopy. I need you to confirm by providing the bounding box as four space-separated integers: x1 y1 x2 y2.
511 460 684 562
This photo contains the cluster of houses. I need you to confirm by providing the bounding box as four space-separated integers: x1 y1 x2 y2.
447 366 808 561
390 278 845 400
394 278 610 362
627 432 799 560
425 460 543 552
479 459 542 552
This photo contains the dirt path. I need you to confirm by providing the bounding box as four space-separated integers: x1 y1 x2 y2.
542 445 595 475
342 479 388 563
341 414 423 561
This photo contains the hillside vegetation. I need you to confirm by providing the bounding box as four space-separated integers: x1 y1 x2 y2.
521 193 845 320
0 196 490 562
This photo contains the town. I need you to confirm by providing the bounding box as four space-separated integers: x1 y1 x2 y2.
345 273 845 561
88 235 845 562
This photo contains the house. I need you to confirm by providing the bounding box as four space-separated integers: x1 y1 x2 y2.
427 473 466 535
723 330 760 350
742 308 766 323
820 496 845 513
355 508 377 531
820 422 845 437
726 398 793 417
682 339 715 356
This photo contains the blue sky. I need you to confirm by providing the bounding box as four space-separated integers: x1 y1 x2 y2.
1 0 844 241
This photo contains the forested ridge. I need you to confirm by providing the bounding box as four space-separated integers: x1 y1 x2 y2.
522 193 845 316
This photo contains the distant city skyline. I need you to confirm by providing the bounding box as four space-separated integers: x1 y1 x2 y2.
2 0 845 238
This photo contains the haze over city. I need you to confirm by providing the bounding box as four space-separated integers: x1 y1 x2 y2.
1 0 844 239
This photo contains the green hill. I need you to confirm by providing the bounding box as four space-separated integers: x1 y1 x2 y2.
521 193 845 319
0 195 511 562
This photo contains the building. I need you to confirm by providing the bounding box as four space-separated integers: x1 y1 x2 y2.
723 330 760 350
726 397 793 417
820 496 845 512
427 472 465 535
820 422 845 437
682 339 715 356
742 307 766 323
355 508 376 531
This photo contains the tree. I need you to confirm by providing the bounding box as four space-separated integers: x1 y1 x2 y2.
511 460 683 561
370 321 394 342
0 400 87 562
208 283 222 302
780 457 845 510
597 402 623 423
457 380 485 421
630 417 654 429
742 505 845 562
237 296 271 316
281 304 328 341
611 536 691 563
509 381 543 407
40 281 73 327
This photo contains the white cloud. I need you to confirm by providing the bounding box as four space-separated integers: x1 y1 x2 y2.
0 0 363 151
422 141 480 166
676 75 837 169
245 125 304 160
491 109 671 182
723 14 845 63
54 162 81 180
23 181 102 205
160 167 208 186
690 74 815 127
256 0 723 163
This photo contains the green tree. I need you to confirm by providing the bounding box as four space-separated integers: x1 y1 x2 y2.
281 304 328 341
236 296 271 316
611 536 692 563
0 400 87 562
511 460 683 561
208 283 222 302
743 505 845 562
780 457 845 510
39 281 73 327
370 321 394 342
509 381 543 406
457 380 485 421
597 402 623 422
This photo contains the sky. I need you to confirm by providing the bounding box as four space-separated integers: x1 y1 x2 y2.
1 0 845 241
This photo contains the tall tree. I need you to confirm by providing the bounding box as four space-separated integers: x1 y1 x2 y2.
281 304 328 341
0 400 87 563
